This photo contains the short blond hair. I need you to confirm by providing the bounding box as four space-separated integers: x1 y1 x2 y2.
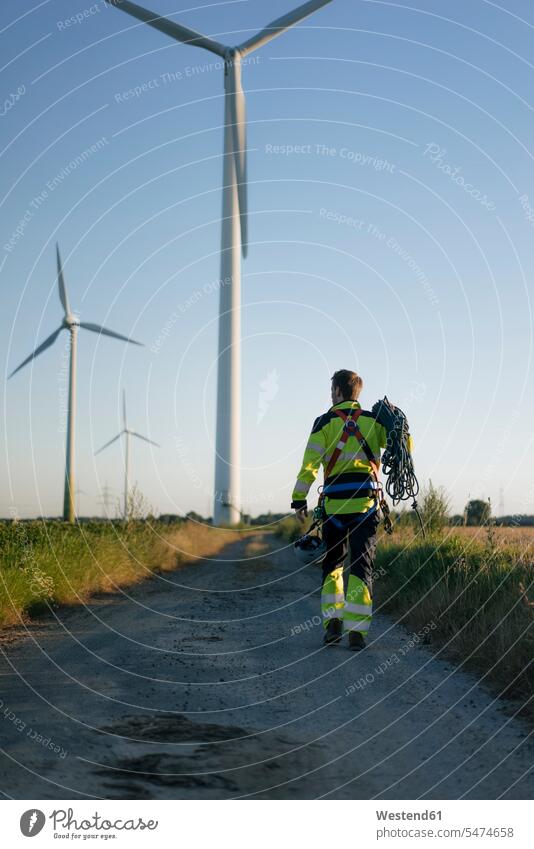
331 369 363 400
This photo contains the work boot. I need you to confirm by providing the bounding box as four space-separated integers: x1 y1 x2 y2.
348 631 366 651
323 618 342 645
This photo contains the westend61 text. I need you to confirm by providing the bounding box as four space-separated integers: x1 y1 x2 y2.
376 810 442 820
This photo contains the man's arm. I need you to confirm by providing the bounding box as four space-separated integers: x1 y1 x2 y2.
291 419 326 521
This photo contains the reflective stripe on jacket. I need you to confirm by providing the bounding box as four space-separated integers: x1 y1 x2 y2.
291 400 388 516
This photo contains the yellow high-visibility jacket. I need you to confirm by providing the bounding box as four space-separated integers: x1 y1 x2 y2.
291 400 388 516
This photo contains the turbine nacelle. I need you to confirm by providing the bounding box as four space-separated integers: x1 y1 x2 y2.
223 47 242 66
63 314 80 329
105 0 333 259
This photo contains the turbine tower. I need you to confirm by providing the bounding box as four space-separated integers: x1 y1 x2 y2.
105 0 333 525
9 244 142 523
95 390 159 519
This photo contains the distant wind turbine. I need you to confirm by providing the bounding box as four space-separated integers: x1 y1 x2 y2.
95 390 159 519
9 244 142 523
105 0 333 525
74 487 88 517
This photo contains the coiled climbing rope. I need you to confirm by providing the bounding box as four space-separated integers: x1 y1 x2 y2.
371 396 425 535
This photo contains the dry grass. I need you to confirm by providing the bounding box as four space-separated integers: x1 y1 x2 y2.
453 525 534 549
375 527 534 717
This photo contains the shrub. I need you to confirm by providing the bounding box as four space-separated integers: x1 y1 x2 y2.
420 480 450 534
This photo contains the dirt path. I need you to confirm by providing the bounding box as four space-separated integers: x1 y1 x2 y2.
0 532 532 800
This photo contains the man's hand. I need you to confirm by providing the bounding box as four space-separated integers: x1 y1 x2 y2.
295 507 308 525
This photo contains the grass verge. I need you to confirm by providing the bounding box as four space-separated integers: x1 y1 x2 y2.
0 520 239 628
276 516 533 713
375 529 533 715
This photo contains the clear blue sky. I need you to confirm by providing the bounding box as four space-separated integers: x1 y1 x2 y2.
1 0 533 518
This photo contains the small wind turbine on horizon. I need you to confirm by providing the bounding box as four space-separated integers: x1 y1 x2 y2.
9 244 143 524
95 390 159 519
74 487 88 517
105 0 334 526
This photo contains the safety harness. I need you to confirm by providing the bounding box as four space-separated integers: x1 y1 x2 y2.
316 407 393 534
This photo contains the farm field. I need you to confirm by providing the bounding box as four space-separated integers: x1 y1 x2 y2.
453 525 534 550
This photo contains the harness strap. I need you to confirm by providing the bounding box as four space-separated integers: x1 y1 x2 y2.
334 410 381 478
322 407 362 481
319 407 393 534
329 408 381 477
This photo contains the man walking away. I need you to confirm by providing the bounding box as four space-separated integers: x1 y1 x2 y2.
291 370 387 651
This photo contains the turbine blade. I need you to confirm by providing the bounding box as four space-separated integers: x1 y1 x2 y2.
8 327 63 379
239 0 332 55
56 243 70 316
105 0 227 56
131 431 160 447
122 389 127 431
79 322 143 346
227 59 248 257
94 432 123 455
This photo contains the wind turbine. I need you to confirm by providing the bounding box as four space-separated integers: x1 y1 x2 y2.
105 0 333 525
74 487 88 517
95 390 159 519
9 244 142 524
